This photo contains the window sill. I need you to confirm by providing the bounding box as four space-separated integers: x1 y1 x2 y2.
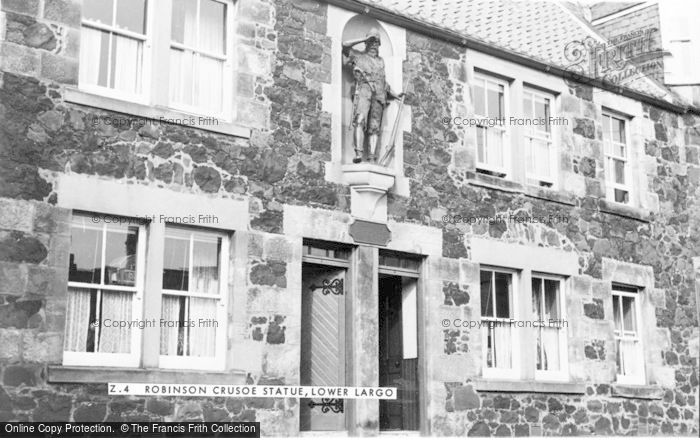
467 172 577 208
611 383 663 400
467 171 523 193
524 185 576 206
472 379 586 394
47 365 247 385
598 199 650 222
64 88 251 138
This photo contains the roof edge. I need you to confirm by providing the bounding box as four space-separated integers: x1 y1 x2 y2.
322 0 700 116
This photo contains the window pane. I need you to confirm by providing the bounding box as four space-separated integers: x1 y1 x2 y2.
83 0 114 24
544 279 559 320
163 231 190 291
104 226 139 286
614 188 629 204
476 126 486 163
613 295 621 332
616 119 626 143
622 296 636 332
614 159 625 184
161 295 217 357
619 338 643 377
192 235 221 294
485 325 512 368
171 0 197 45
487 84 504 119
494 272 511 318
116 0 147 33
64 287 94 351
79 28 111 88
110 35 143 93
64 288 132 354
531 277 542 317
197 56 224 112
161 295 186 355
169 48 195 106
487 128 504 167
529 138 550 178
480 271 493 317
611 118 619 142
539 327 560 371
526 138 535 174
98 290 133 353
200 0 226 54
473 83 485 116
188 297 217 356
69 222 103 284
617 144 626 158
538 98 551 133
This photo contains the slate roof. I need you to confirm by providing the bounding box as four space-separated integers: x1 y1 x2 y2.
357 0 677 103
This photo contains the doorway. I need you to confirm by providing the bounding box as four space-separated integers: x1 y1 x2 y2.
299 241 350 432
378 273 420 431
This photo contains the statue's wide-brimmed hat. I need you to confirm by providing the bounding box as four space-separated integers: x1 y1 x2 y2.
366 28 381 46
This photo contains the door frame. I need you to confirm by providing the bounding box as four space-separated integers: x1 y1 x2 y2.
377 250 428 434
300 239 354 432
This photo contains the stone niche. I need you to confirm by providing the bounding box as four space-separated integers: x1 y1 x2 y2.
323 6 410 223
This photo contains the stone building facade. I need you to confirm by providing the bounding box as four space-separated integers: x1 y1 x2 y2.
0 0 698 436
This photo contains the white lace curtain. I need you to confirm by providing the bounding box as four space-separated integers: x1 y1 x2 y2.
538 327 560 371
619 338 643 377
170 0 225 112
64 288 132 353
484 325 512 369
160 230 219 358
79 28 142 93
160 295 216 357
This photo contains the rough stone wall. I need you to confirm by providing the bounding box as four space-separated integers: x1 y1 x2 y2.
398 28 699 436
0 0 329 433
0 0 698 436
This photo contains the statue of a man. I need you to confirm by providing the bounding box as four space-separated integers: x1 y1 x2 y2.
343 29 403 163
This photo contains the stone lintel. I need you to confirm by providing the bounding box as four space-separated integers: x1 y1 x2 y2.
48 366 246 385
610 383 664 400
598 199 651 222
472 379 587 394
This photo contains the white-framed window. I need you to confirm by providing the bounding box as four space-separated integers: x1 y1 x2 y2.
612 285 645 384
160 226 228 370
602 113 631 204
473 74 510 177
169 0 233 117
63 214 230 371
78 0 235 119
523 89 556 187
79 0 152 102
531 275 568 381
64 214 146 367
480 268 519 378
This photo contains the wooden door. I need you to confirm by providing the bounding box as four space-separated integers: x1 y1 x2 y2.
300 265 346 431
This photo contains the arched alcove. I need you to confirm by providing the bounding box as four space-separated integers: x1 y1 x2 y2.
323 6 410 214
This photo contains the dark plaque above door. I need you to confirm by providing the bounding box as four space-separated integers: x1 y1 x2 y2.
349 219 391 246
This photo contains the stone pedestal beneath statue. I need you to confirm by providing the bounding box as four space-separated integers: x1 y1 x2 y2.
342 163 396 223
